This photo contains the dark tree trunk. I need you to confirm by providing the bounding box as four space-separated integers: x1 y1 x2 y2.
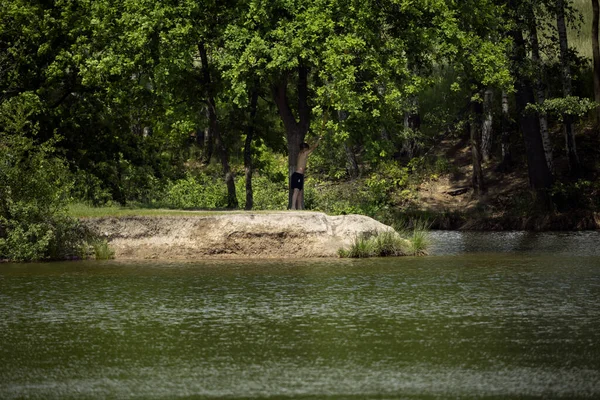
344 144 359 178
470 97 485 195
244 88 259 210
199 42 238 209
338 110 359 178
527 7 553 173
202 126 213 164
510 24 553 205
592 0 600 125
556 0 580 174
272 64 310 209
498 90 513 171
403 97 421 132
481 88 493 162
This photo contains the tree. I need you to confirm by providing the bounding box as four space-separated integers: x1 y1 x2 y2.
69 0 243 207
526 3 553 173
198 41 238 208
244 88 259 210
498 90 513 171
556 0 580 174
508 0 554 204
481 88 494 162
441 0 512 194
592 0 600 125
470 96 486 194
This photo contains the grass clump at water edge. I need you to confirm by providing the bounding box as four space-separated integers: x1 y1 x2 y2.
91 238 115 260
338 221 431 258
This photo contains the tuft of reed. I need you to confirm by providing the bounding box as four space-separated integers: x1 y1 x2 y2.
338 222 430 258
92 239 115 260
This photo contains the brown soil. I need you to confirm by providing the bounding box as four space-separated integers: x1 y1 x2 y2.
409 134 600 231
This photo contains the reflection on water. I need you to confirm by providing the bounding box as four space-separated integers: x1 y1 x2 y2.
430 230 600 256
1 232 600 399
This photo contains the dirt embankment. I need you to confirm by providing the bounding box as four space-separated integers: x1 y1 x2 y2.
81 212 395 260
411 136 600 231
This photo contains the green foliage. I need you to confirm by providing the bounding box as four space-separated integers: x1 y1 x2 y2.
3 0 600 232
0 94 86 261
407 155 455 183
71 169 114 206
551 179 600 211
365 161 409 202
236 176 288 210
161 173 228 210
526 96 597 120
304 160 412 220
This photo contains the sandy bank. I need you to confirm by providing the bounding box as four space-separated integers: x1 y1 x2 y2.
80 211 395 260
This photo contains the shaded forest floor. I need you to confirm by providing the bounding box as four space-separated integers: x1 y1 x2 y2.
398 124 600 230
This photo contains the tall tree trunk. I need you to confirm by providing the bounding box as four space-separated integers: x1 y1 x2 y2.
244 89 259 210
556 0 580 174
199 42 238 209
403 96 421 132
481 88 493 162
527 7 553 173
470 97 485 195
592 0 600 125
510 21 553 206
338 110 359 178
344 144 359 178
272 64 310 209
499 90 513 171
202 126 213 164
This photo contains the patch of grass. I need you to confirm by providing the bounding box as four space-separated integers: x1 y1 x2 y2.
372 231 409 256
338 235 374 258
66 203 267 218
404 228 431 256
394 219 431 256
338 228 428 258
91 239 114 260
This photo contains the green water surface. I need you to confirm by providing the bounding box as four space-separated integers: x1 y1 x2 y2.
1 244 600 399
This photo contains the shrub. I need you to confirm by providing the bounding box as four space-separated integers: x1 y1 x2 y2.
0 93 86 261
237 175 288 210
161 173 228 209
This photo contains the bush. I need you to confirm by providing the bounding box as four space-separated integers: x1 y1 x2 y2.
237 175 288 210
0 93 87 261
161 173 228 209
551 179 600 211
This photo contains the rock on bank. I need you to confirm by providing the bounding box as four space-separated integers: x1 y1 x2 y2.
81 212 395 259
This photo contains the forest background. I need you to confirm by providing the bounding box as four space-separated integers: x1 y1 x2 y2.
2 0 600 261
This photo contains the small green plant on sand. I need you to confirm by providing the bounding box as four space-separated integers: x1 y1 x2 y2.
338 221 430 258
92 239 115 260
394 219 431 256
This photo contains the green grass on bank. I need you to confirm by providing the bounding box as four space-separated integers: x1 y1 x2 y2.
67 203 259 218
66 203 326 218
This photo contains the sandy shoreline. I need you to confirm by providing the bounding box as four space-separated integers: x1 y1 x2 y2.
80 212 395 260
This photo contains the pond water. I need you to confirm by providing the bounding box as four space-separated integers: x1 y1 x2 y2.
1 231 600 399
